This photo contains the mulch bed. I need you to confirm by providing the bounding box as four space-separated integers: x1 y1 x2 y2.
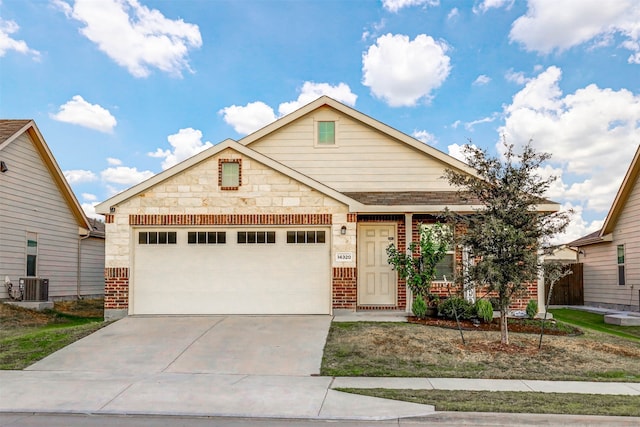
408 315 582 336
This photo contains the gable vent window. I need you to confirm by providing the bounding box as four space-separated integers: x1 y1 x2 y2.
287 230 326 244
237 231 276 244
188 231 226 244
317 121 335 145
617 244 626 286
219 159 241 190
138 231 177 245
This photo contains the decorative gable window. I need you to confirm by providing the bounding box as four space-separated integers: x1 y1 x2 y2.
316 121 336 146
219 159 241 190
618 244 626 286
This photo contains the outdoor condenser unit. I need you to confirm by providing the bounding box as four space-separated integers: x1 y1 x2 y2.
19 278 49 301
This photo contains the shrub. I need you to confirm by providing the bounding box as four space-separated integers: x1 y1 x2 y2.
526 299 538 319
438 296 475 320
475 299 494 323
412 295 428 319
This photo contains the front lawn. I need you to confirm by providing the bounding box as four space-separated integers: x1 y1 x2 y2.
0 299 106 370
321 321 640 381
550 308 640 341
338 388 640 417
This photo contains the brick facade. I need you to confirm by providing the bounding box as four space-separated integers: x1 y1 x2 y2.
332 267 357 309
104 267 129 310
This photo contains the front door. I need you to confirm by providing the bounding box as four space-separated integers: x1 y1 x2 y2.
357 224 397 306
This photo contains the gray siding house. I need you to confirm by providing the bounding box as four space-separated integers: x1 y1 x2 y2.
0 120 105 300
570 145 640 311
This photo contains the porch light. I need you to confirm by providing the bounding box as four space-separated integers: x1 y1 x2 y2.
340 225 347 235
0 161 7 173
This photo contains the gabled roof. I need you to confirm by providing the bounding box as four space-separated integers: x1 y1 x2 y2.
567 229 603 247
239 96 479 177
0 119 91 231
601 144 640 235
95 139 364 213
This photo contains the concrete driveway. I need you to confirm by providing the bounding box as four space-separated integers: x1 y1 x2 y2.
0 315 434 420
26 315 331 376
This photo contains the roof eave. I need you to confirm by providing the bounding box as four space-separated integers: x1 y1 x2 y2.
601 145 640 235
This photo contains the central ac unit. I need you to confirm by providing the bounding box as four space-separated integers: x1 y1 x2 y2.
19 278 49 301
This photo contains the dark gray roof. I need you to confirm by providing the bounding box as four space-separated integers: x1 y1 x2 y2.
343 191 482 206
0 120 31 146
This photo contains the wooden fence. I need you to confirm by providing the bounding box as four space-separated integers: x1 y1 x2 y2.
544 263 584 306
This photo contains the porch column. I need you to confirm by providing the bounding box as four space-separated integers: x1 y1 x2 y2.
405 213 413 313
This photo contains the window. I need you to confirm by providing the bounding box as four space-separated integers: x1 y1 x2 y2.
188 231 226 244
26 232 37 276
420 224 454 282
287 230 326 244
138 231 177 245
317 121 335 145
618 244 625 286
219 159 241 189
237 231 276 244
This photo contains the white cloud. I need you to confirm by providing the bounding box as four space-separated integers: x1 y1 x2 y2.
219 101 277 135
51 95 117 133
412 130 436 144
505 68 529 85
499 66 640 238
106 157 122 166
220 82 358 135
0 17 40 58
510 0 640 63
473 74 491 86
473 0 514 14
382 0 439 13
447 8 459 20
554 203 604 245
362 33 451 107
64 169 97 184
148 127 213 170
81 202 102 220
101 166 154 186
278 82 357 116
81 193 97 201
447 143 478 162
464 115 496 131
56 0 202 77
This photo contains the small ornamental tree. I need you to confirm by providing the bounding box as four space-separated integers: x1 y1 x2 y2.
444 140 571 345
386 222 452 315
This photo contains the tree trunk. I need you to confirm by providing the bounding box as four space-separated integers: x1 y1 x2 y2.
500 307 509 345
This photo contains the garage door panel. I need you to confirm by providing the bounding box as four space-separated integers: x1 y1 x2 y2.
132 228 330 315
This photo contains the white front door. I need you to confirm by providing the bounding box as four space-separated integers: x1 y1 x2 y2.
357 224 397 306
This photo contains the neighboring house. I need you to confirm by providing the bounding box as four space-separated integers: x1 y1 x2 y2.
541 245 578 264
569 145 640 311
0 120 105 301
96 97 558 320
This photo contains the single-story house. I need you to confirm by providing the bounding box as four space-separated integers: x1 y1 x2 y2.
96 97 557 320
0 120 105 301
569 145 640 311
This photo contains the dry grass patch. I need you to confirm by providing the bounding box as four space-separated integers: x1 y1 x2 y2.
321 322 640 381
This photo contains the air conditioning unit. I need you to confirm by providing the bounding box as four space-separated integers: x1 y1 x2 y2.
19 278 49 301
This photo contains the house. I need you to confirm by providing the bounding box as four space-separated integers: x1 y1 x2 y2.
0 120 105 302
541 245 578 264
569 145 640 311
95 97 558 320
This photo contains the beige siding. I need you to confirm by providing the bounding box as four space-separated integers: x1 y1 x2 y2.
0 133 80 298
582 176 640 308
80 237 105 296
250 107 458 192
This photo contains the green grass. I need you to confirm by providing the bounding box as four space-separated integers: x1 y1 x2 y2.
338 388 640 417
0 301 106 370
550 308 640 342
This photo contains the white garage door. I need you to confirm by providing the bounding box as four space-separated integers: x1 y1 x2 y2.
131 227 331 315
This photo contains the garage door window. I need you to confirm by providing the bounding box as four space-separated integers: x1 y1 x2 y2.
287 230 326 244
238 231 276 244
188 231 226 244
139 231 177 244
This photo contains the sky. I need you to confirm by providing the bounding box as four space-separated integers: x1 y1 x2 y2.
1 0 639 244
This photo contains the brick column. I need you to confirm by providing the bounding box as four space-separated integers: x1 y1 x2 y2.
104 267 129 320
332 267 357 310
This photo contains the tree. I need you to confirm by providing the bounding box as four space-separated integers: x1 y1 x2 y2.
539 260 572 349
444 140 571 345
386 222 452 316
